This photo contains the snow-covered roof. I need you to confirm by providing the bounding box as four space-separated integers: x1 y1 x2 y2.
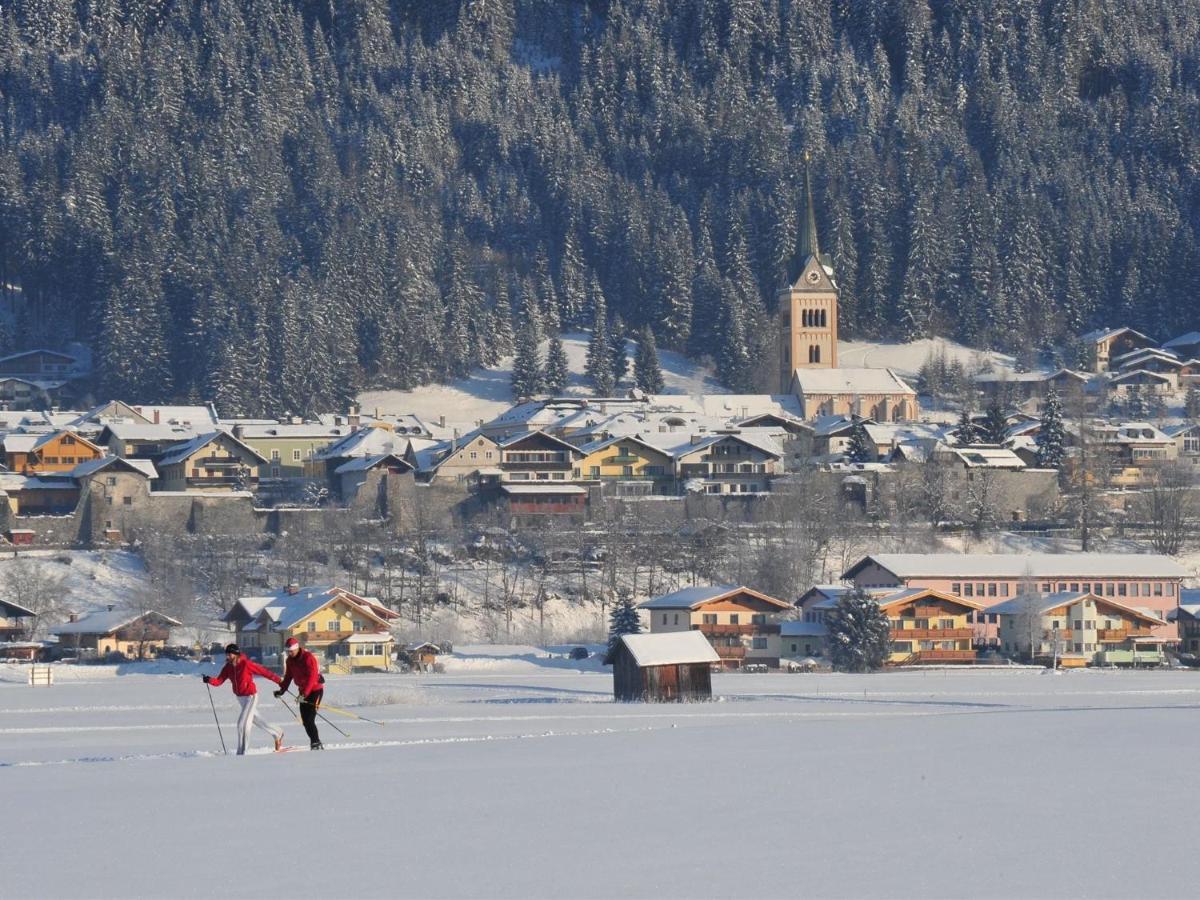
974 368 1087 384
1080 326 1154 344
130 404 219 426
1163 331 1200 350
500 483 587 495
619 631 720 667
780 621 828 637
70 456 157 479
640 585 791 610
951 448 1026 469
236 423 355 440
99 422 210 442
988 592 1166 625
233 586 393 632
52 608 182 635
158 431 267 467
844 553 1189 581
1108 369 1173 384
793 367 916 396
342 631 394 644
332 453 412 475
317 427 419 462
0 598 36 618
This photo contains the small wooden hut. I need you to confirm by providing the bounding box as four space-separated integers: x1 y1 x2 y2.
612 631 720 702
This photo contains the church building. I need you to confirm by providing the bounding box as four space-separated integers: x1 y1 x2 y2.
779 165 919 422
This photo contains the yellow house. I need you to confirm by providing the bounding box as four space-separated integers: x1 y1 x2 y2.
156 431 267 492
572 435 674 494
992 591 1168 667
882 588 982 665
225 585 399 672
640 585 793 668
4 429 105 474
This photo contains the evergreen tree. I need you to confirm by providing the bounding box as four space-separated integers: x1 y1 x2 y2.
609 313 629 386
586 283 614 395
603 593 642 664
1186 386 1200 420
633 325 665 394
955 407 982 445
543 334 569 395
1125 384 1148 419
982 399 1009 445
1035 388 1066 469
826 588 892 672
847 420 875 463
510 317 543 400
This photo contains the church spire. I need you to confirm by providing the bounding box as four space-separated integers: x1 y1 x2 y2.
799 153 821 263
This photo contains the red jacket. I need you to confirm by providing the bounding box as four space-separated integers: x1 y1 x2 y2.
209 656 281 697
280 648 322 697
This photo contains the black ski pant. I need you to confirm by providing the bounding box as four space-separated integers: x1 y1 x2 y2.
300 689 323 746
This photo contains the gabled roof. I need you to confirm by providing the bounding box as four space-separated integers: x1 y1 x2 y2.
1162 331 1200 349
974 368 1087 385
842 553 1189 581
1080 326 1154 345
232 586 396 633
619 631 720 667
1108 369 1173 384
52 608 182 635
0 598 36 618
31 429 103 453
639 585 792 611
875 587 984 612
793 368 916 396
0 348 77 366
158 431 268 467
332 453 413 475
496 429 584 455
70 456 157 480
951 448 1026 469
315 426 416 461
665 430 783 460
988 592 1167 626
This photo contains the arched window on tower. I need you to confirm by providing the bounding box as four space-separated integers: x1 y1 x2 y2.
808 345 821 364
819 309 827 328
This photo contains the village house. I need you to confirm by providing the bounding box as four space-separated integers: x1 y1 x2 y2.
0 376 62 410
406 431 503 486
155 431 267 492
234 421 356 479
224 585 399 672
640 585 792 668
98 421 210 460
3 429 104 474
1079 327 1157 372
0 348 83 380
51 607 182 659
498 483 588 524
571 434 676 496
331 453 414 504
670 431 784 494
1174 591 1200 658
882 588 982 664
1162 331 1200 361
0 471 81 516
0 597 36 641
71 456 157 541
780 621 828 660
991 592 1169 667
842 553 1186 641
973 368 1088 408
610 631 719 702
1164 423 1200 468
495 431 584 483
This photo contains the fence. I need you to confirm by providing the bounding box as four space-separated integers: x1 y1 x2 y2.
28 665 53 686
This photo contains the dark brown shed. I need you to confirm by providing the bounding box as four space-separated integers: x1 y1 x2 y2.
611 632 720 702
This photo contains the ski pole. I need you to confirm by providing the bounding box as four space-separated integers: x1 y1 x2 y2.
278 691 350 738
294 693 385 726
205 683 227 756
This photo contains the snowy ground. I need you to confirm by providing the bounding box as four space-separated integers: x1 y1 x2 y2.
839 336 1015 378
4 658 1199 899
359 331 724 429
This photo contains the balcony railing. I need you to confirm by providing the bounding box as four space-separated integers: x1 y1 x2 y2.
695 623 780 636
186 476 257 487
1097 628 1154 641
911 650 976 662
297 631 351 643
193 456 246 468
713 645 747 659
890 627 974 640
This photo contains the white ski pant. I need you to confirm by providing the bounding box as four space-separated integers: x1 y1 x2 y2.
236 693 282 755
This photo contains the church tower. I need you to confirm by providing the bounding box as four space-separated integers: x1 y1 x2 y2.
778 160 838 392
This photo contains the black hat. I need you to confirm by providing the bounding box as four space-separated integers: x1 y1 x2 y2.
224 643 240 655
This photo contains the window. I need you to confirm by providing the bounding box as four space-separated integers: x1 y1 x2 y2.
470 451 477 460
105 496 113 506
1000 583 1010 597
1074 621 1082 630
702 614 717 625
271 467 280 477
729 614 740 625
1041 583 1051 593
271 449 280 460
328 620 340 632
752 637 768 650
1118 583 1127 597
987 583 997 597
662 614 667 625
951 583 961 595
940 619 955 629
1105 583 1115 596
976 583 985 596
106 476 117 486
122 496 132 506
963 584 974 597
752 614 767 625
1070 583 1079 593
589 466 600 477
673 614 679 626
307 622 316 633
292 449 301 461
1154 583 1163 596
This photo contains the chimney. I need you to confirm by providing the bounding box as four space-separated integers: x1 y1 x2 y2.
348 404 360 428
286 583 300 595
691 434 700 445
68 612 78 623
439 415 446 428
107 604 115 612
153 409 160 424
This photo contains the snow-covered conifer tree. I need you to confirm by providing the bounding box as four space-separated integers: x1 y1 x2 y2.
1035 387 1066 469
603 593 642 664
510 317 543 400
982 399 1009 444
543 334 569 395
633 325 665 393
847 420 875 463
826 588 891 672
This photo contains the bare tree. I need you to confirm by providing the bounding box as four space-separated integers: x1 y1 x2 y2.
1 557 68 639
1132 460 1197 555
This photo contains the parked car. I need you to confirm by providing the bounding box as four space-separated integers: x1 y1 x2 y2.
568 646 589 660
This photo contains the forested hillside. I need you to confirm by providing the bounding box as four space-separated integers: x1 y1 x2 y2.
2 0 1198 414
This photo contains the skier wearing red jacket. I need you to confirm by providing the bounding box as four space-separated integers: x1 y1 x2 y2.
274 637 325 750
203 644 284 754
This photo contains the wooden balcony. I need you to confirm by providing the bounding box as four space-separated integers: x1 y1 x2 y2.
1097 628 1154 641
695 623 780 636
297 631 351 643
890 627 974 640
713 645 747 659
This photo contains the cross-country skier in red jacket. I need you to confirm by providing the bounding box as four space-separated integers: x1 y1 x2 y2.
275 637 325 750
203 644 284 754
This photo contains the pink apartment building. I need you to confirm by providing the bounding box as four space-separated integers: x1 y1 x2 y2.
841 553 1189 643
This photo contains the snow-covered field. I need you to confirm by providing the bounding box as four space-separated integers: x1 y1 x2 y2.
359 331 724 429
4 657 1199 899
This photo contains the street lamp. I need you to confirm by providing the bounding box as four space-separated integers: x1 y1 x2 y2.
1051 622 1060 670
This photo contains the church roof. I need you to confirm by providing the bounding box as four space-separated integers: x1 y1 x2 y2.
787 158 834 287
792 368 916 396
